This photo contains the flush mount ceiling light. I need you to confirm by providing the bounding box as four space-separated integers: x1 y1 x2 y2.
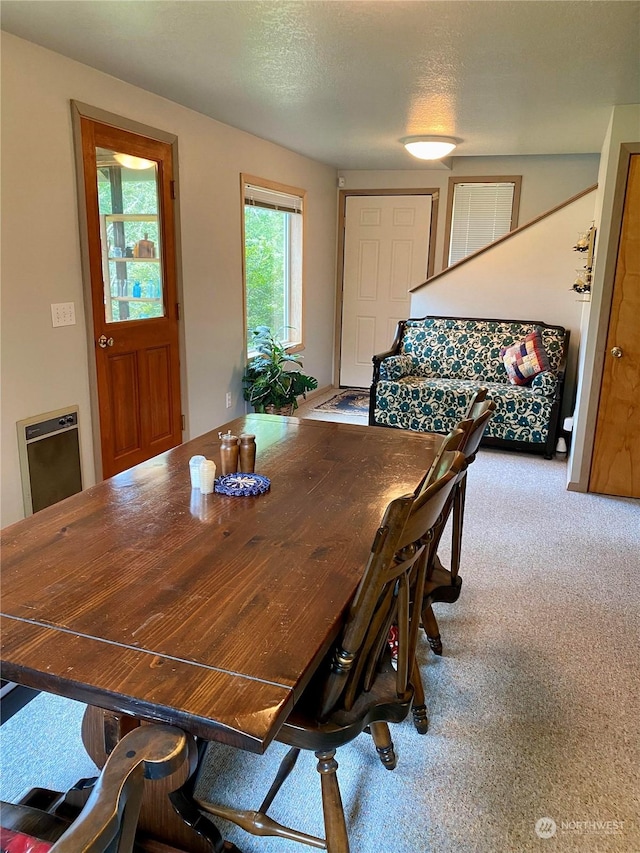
401 136 457 160
113 153 156 170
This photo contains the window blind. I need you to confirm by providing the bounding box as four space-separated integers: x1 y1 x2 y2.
448 182 515 265
244 183 303 214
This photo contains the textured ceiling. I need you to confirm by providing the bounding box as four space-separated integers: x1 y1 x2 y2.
2 1 639 169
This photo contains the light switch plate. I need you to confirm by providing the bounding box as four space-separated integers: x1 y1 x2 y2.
51 302 76 327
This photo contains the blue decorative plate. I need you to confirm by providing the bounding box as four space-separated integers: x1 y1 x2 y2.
214 473 271 497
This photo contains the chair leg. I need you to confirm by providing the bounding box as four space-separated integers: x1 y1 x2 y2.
316 750 349 853
369 722 397 770
410 657 429 734
422 603 443 655
259 747 300 812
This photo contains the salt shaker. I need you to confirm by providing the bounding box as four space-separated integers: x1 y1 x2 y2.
189 455 206 489
218 431 239 475
238 434 256 473
200 459 217 494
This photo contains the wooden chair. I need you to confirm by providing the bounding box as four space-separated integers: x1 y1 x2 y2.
397 445 469 736
0 725 195 853
412 389 488 499
401 394 495 734
420 396 496 657
465 386 488 411
194 451 465 853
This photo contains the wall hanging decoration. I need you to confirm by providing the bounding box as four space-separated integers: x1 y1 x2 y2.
572 223 596 295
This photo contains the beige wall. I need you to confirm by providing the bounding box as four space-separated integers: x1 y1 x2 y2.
340 155 599 278
1 33 633 526
0 33 338 526
409 191 597 421
568 104 640 491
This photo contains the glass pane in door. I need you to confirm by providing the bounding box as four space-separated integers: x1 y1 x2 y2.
95 148 165 323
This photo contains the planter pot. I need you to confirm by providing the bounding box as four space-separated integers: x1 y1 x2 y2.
262 403 295 416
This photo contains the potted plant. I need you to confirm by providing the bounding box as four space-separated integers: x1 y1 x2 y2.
242 326 318 415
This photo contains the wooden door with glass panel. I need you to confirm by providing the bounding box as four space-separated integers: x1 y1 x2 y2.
80 119 182 478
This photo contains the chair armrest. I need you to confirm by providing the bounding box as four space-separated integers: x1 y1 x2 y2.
51 726 195 852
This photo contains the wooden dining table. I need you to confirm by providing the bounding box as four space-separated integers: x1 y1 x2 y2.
1 414 441 851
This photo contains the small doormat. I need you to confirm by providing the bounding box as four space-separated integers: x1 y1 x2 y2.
314 389 369 414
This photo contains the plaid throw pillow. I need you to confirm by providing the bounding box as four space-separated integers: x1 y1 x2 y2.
500 331 550 386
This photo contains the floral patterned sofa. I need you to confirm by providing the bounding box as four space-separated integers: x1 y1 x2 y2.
369 316 570 457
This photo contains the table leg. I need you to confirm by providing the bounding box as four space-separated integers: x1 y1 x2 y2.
81 706 237 853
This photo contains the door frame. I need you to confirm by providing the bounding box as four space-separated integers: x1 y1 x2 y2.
334 188 439 387
71 101 188 481
568 142 640 492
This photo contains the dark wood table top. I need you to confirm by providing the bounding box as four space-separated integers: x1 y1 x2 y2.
1 415 440 753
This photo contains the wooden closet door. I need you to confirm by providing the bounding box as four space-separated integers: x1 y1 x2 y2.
589 154 640 498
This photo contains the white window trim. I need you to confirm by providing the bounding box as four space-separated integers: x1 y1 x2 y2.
443 175 522 268
241 174 306 356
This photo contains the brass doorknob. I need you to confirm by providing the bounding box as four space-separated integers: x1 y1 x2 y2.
611 346 623 358
98 335 114 348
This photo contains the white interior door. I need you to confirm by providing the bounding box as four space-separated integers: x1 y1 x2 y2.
340 195 432 388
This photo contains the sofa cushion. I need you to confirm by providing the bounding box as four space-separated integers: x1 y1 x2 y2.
500 330 550 385
0 828 53 852
374 376 553 444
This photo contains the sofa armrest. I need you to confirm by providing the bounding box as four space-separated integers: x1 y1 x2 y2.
370 320 410 424
379 354 413 381
530 370 558 396
557 331 570 382
371 320 408 384
540 328 570 457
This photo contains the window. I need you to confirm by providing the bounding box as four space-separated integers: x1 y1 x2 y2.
242 175 305 353
444 176 521 267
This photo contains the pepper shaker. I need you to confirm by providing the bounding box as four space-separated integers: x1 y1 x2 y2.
218 431 239 475
238 433 256 473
